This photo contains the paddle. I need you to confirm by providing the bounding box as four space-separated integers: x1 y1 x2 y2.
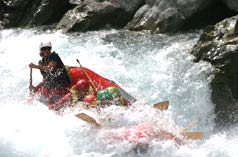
27 68 34 104
75 113 202 140
30 68 32 86
153 101 169 110
75 100 169 127
75 113 101 128
180 121 203 140
76 59 97 94
29 68 33 93
181 131 203 140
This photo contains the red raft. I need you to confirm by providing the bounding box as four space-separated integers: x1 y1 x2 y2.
68 67 120 90
103 123 184 146
29 66 135 104
70 67 136 103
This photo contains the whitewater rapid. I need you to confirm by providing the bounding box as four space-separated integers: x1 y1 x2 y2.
0 28 237 157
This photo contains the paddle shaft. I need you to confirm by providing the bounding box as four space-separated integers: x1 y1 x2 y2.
30 68 32 86
29 68 34 94
76 59 97 93
180 121 198 133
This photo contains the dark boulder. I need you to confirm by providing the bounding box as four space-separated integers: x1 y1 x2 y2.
222 0 238 12
0 0 72 28
126 0 187 33
190 15 238 127
126 0 237 33
56 0 145 32
56 0 123 32
0 0 238 33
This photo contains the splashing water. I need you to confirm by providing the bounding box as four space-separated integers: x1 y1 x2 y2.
0 28 237 157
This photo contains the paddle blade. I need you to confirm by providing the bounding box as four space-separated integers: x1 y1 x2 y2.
153 101 169 110
75 113 101 128
181 131 203 140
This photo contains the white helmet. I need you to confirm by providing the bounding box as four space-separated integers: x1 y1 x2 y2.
39 41 52 50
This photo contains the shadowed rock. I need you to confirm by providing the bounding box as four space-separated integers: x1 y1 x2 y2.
0 0 238 33
190 15 238 127
56 0 144 32
126 0 237 33
222 0 238 12
0 0 72 28
56 0 124 32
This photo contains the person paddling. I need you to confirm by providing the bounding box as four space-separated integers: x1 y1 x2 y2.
29 41 71 106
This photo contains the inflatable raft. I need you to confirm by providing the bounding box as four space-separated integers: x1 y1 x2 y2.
29 66 135 105
68 67 120 90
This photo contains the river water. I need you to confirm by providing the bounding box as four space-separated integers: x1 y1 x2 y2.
0 28 237 157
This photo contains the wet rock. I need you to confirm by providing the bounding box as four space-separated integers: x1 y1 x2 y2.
0 0 72 28
222 0 238 12
126 0 237 33
56 0 123 32
0 0 237 33
56 0 144 32
126 0 186 32
190 15 238 127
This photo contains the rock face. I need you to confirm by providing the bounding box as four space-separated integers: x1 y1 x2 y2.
126 0 186 33
190 15 238 127
126 0 205 32
56 0 145 32
222 0 238 12
0 0 237 33
0 0 72 28
56 0 124 32
125 0 233 33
